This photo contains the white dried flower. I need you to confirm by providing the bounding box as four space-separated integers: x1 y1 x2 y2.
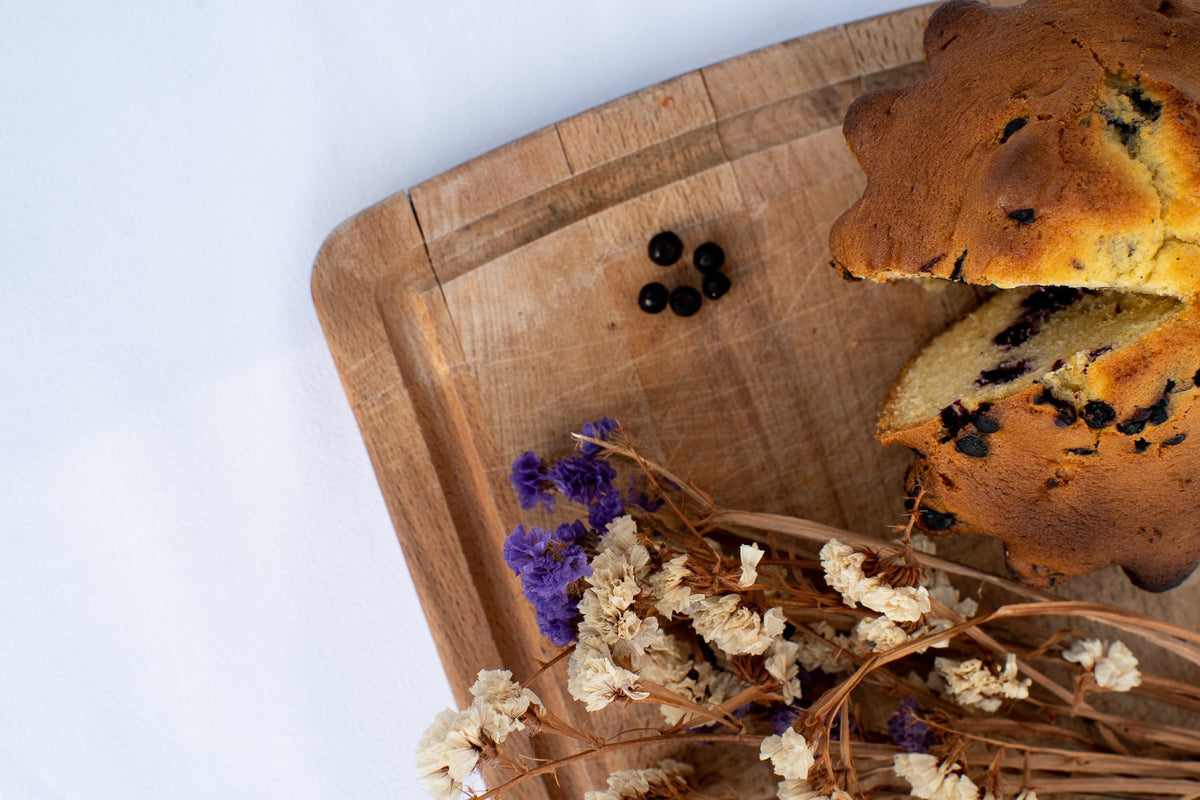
691 661 745 706
578 582 662 662
852 613 956 655
794 622 853 674
759 728 816 781
764 606 787 635
739 542 764 587
634 634 749 727
1061 638 1104 668
910 533 938 554
466 669 544 741
853 615 909 652
630 631 692 687
647 554 699 618
689 595 786 656
650 657 747 727
583 758 693 799
577 520 664 661
935 654 1030 712
603 513 639 542
416 709 471 800
926 570 978 619
858 578 929 622
915 617 956 650
568 639 649 711
893 753 980 800
415 706 485 800
820 539 930 623
764 637 805 703
590 518 651 585
417 671 545 799
1062 638 1141 692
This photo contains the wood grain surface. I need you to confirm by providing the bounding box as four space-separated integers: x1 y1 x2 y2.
312 3 1197 797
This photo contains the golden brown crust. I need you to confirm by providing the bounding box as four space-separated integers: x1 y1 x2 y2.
889 304 1200 590
829 0 1200 296
832 0 1200 589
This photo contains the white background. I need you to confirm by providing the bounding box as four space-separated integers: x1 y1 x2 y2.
2 2 917 798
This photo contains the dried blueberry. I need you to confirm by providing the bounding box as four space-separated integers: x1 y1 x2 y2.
974 415 1001 434
994 288 1083 349
831 260 862 282
1163 433 1188 447
949 250 967 282
1117 413 1149 436
1134 438 1151 453
668 285 702 317
693 242 725 273
939 402 973 438
1080 400 1117 429
1008 208 1037 225
955 434 988 458
919 254 945 273
1124 86 1163 121
648 231 683 266
999 117 1028 143
1148 397 1170 426
920 509 957 531
1103 113 1140 148
701 271 731 300
1066 447 1097 455
977 358 1031 387
1022 286 1082 313
637 282 669 314
994 320 1035 349
1033 389 1078 427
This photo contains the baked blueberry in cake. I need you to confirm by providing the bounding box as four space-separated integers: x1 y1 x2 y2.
829 0 1200 590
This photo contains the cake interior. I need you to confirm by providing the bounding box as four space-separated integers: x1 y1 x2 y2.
884 286 1184 431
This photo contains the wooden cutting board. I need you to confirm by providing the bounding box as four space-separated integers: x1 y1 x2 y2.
312 3 1196 797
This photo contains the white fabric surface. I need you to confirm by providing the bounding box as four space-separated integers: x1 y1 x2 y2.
1 2 917 797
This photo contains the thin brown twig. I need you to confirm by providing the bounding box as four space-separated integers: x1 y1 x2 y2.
473 731 761 800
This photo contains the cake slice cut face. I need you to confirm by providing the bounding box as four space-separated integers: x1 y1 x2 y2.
881 286 1198 591
828 0 1200 590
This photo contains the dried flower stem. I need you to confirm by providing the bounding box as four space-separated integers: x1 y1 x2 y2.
472 731 760 800
451 427 1200 800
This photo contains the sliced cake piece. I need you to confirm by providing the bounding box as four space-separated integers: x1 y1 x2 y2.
827 0 1200 590
881 287 1199 590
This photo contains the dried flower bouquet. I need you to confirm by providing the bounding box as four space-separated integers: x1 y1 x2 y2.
417 420 1200 800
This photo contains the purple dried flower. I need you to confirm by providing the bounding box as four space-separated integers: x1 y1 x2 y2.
771 704 801 735
888 696 934 753
588 488 625 530
535 602 580 647
624 475 663 513
579 417 618 458
829 711 857 741
550 455 617 507
503 521 591 645
510 451 555 512
503 521 587 580
502 523 547 576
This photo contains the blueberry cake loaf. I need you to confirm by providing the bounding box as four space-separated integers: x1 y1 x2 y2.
829 0 1200 590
